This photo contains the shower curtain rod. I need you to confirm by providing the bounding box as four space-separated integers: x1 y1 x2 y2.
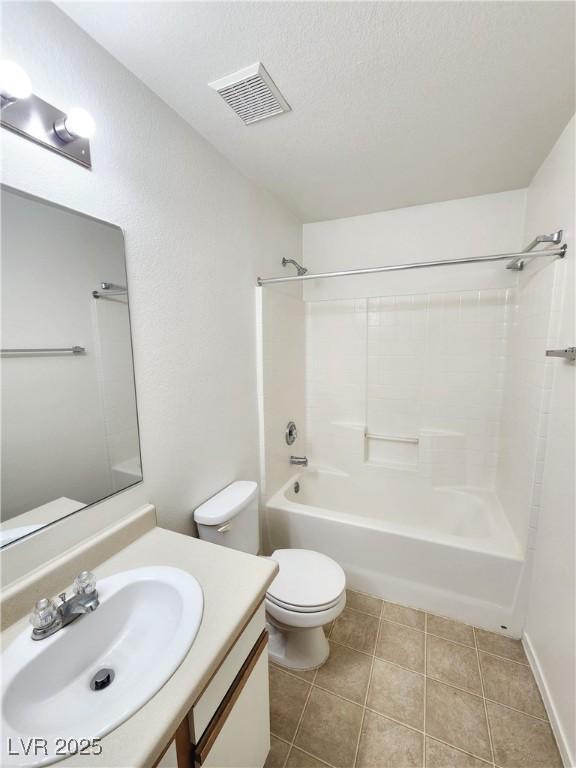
256 231 566 286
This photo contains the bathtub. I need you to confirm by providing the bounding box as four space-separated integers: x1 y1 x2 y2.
265 469 527 634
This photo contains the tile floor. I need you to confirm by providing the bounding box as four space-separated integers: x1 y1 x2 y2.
265 590 563 768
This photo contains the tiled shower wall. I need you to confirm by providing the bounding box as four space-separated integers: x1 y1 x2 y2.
306 288 511 487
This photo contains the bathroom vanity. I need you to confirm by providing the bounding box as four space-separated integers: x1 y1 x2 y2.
0 506 278 768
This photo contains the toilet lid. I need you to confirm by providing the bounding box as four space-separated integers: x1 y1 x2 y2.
266 549 346 610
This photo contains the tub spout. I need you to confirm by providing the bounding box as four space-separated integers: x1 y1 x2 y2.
290 456 308 467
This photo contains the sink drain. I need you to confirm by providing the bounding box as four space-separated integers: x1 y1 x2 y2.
90 668 115 691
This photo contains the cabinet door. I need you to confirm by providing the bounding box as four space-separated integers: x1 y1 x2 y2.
195 632 270 768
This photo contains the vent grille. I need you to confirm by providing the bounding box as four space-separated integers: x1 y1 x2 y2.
209 62 291 125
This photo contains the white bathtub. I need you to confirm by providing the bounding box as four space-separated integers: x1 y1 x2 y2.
265 469 527 634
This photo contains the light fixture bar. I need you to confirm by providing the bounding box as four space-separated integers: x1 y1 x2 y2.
1 93 92 168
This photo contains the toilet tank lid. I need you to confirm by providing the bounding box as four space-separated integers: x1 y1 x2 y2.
194 481 258 525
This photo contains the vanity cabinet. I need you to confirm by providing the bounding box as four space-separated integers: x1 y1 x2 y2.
155 603 270 768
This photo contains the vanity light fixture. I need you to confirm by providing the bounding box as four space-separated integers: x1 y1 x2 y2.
53 107 96 142
0 60 94 169
0 61 32 105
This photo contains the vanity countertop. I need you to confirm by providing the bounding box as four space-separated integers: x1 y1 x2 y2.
1 526 278 768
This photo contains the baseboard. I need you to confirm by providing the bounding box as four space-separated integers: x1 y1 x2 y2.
523 631 575 768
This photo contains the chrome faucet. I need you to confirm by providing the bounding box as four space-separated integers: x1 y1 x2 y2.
29 570 99 641
290 455 308 467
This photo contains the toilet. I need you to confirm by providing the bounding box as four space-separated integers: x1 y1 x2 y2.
194 480 346 671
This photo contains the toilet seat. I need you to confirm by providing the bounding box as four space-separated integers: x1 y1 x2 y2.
265 590 346 630
266 591 343 613
266 549 346 618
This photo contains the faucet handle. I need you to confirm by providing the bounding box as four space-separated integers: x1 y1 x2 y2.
29 598 59 630
73 570 97 595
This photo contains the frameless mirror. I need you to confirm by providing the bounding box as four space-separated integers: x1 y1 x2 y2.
1 186 143 547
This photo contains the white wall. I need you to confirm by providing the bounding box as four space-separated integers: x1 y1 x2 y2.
1 1 301 550
520 117 575 767
497 117 574 552
303 190 526 301
303 191 525 489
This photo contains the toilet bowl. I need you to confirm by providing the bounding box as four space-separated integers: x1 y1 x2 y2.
265 549 346 670
194 481 346 671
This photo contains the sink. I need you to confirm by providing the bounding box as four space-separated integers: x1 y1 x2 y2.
1 566 203 767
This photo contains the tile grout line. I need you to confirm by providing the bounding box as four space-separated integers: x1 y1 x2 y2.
423 611 427 768
425 735 494 766
283 624 338 768
475 627 496 768
351 598 381 767
285 663 319 768
426 629 476 650
476 647 530 667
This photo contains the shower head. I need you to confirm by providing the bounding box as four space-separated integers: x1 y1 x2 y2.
282 257 308 276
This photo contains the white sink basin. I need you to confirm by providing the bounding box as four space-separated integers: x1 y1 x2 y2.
1 566 203 767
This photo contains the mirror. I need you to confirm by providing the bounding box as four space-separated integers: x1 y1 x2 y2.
1 186 143 547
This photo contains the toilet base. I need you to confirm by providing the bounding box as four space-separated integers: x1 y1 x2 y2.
266 620 330 671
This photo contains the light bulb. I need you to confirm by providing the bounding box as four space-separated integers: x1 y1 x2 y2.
64 107 95 139
54 107 95 142
0 60 32 102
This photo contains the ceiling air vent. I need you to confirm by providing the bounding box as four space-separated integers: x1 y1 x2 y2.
209 62 291 125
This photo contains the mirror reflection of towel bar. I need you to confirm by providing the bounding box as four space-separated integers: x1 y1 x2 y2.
0 346 86 355
365 432 419 444
92 282 127 299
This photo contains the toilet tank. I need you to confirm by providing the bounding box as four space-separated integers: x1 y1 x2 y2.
194 481 260 554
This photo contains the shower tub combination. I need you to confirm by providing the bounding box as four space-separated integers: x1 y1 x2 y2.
265 468 526 634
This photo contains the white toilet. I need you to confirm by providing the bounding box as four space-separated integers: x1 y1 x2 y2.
194 480 346 671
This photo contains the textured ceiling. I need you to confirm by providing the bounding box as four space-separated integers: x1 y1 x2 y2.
59 1 575 222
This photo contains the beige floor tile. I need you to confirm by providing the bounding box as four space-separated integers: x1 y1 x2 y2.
265 736 291 768
331 608 379 654
381 600 426 630
357 710 423 768
376 619 425 672
486 701 563 768
295 687 363 768
269 666 311 742
425 738 490 767
285 748 328 768
479 652 547 719
426 635 482 694
474 628 527 664
271 661 316 682
427 614 475 647
324 621 334 638
346 589 382 617
367 658 424 729
315 641 372 704
425 679 492 762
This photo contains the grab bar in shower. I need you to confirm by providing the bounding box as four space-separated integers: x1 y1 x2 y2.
546 347 576 361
